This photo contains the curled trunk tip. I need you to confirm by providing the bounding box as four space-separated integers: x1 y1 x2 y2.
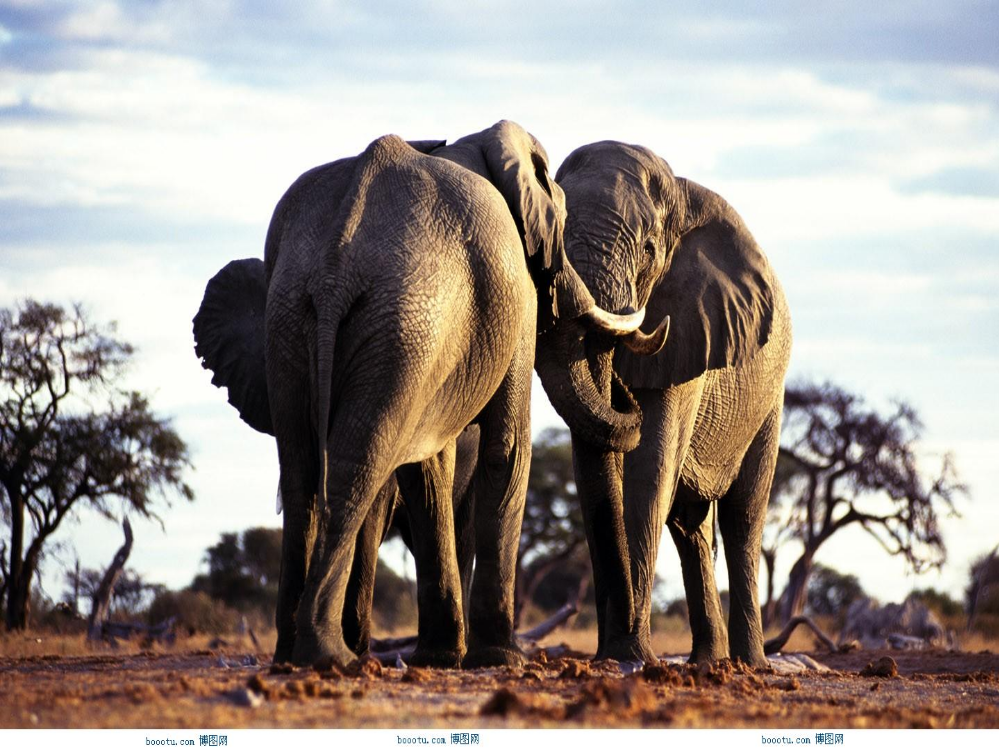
534 325 642 453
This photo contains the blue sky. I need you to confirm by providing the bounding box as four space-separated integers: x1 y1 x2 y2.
1 1 997 609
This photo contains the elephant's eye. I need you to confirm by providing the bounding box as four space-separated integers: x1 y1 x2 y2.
643 240 656 259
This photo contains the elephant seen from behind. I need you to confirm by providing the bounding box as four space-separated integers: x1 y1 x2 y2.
194 122 652 669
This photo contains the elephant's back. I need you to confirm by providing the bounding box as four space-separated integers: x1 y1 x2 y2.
325 143 533 464
347 147 531 340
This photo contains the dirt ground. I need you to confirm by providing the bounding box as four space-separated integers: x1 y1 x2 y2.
2 636 998 729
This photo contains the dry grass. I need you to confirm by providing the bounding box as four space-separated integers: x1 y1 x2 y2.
551 619 693 656
547 613 849 657
3 616 996 662
0 629 278 660
954 630 999 653
542 616 999 658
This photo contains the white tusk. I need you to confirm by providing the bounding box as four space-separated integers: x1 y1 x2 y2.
622 315 670 356
581 305 646 336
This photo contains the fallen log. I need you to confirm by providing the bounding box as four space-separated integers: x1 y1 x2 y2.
369 633 418 652
516 601 578 645
368 599 580 665
101 617 177 645
87 518 133 642
764 615 839 655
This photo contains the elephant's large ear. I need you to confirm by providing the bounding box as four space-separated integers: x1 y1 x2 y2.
615 180 778 388
193 258 274 435
481 121 594 325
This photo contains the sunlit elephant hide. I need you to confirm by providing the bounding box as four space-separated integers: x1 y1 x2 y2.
534 141 792 666
194 122 647 669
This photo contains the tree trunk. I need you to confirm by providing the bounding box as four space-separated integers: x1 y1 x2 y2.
5 572 31 630
778 551 814 625
87 518 134 641
514 544 582 628
4 493 29 630
72 558 81 615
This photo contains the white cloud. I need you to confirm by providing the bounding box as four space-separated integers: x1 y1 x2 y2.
725 176 999 247
792 337 935 361
4 2 997 609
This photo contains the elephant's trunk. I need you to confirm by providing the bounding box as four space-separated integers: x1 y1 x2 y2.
548 240 650 338
534 322 642 453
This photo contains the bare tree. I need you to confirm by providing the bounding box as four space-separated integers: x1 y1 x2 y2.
1 300 193 630
967 545 999 627
0 539 8 617
769 380 965 624
515 427 588 623
761 451 802 626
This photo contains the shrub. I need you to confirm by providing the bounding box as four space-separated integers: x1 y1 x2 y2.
147 590 240 635
371 559 417 632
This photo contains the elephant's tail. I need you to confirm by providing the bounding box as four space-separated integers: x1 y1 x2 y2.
193 258 273 435
312 285 348 511
310 134 413 510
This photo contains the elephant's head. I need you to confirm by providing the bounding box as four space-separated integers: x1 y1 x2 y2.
535 141 776 451
439 122 661 339
434 126 668 454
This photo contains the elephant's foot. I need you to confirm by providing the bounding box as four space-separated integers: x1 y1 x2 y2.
596 635 658 665
688 637 729 665
344 630 371 659
291 629 356 669
272 635 295 666
688 646 730 664
407 646 464 670
463 643 526 669
730 642 768 669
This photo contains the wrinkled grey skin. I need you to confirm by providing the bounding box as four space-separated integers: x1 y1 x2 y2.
336 424 481 659
534 141 792 666
194 122 641 669
194 253 481 662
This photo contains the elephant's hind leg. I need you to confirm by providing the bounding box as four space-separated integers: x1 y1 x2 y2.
272 417 319 665
667 489 729 663
718 401 782 668
342 478 399 657
463 338 534 669
396 442 465 668
293 450 397 668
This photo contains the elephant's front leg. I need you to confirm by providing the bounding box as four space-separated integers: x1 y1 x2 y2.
274 493 317 664
621 385 707 663
396 442 464 668
717 403 782 668
451 442 478 630
272 419 319 664
573 440 644 661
